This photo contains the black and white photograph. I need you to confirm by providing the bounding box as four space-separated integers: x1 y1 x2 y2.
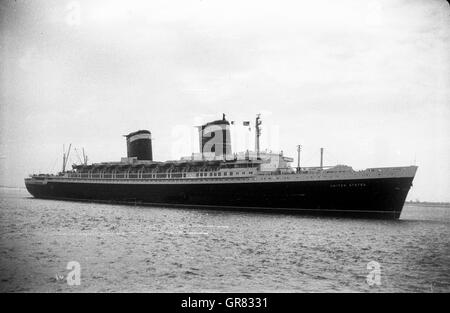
0 0 449 299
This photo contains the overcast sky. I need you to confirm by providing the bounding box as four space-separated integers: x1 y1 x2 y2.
1 0 449 201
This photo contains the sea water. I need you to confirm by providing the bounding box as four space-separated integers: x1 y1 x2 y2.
0 187 449 292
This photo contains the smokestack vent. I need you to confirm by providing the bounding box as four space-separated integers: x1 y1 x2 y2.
199 117 232 158
125 130 153 161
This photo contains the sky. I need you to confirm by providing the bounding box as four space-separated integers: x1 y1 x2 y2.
0 0 449 202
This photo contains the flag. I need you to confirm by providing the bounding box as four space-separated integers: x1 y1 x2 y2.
243 121 250 126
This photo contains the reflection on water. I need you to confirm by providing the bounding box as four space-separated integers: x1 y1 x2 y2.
0 188 449 292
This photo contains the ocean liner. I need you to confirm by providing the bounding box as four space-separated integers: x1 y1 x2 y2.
25 114 417 219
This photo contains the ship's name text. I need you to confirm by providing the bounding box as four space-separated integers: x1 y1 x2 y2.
330 183 367 188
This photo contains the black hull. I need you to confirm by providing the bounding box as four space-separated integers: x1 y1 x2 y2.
25 177 414 219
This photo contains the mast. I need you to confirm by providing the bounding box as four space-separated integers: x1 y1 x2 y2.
62 144 65 173
222 113 226 161
82 148 88 165
297 145 302 173
62 144 72 173
320 147 324 169
67 144 72 170
74 148 83 164
255 114 262 160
